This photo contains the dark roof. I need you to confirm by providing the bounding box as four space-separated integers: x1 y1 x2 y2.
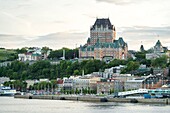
90 18 115 30
140 45 145 52
155 40 162 46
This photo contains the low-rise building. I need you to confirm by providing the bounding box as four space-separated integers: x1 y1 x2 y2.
18 47 50 61
57 79 63 92
124 78 144 91
63 78 74 91
97 79 123 95
97 81 114 94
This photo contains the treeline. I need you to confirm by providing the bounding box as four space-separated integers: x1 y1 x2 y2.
0 60 106 80
0 52 169 80
0 59 128 80
0 47 79 62
48 47 79 60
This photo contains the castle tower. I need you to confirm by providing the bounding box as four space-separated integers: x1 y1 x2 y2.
89 18 116 45
79 18 128 60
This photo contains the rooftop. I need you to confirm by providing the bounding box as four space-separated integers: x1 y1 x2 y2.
90 18 115 30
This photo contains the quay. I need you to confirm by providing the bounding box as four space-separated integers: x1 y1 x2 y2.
14 95 170 105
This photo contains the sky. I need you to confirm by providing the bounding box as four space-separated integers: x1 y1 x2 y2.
0 0 170 50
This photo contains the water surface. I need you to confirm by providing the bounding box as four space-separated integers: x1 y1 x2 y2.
0 97 169 113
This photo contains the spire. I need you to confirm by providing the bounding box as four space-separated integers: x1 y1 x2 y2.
140 45 145 52
156 40 161 46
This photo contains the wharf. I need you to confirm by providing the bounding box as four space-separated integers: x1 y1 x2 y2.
14 95 170 105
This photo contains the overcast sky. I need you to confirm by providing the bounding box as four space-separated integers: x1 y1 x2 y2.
0 0 170 50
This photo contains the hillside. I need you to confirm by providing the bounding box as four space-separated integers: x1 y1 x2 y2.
0 48 18 62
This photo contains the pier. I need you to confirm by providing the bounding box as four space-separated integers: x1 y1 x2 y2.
14 95 170 105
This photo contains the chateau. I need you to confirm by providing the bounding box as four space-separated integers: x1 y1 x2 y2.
79 18 128 60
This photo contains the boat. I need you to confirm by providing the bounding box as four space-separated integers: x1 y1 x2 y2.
0 86 16 96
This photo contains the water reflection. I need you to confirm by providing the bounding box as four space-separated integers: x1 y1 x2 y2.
0 97 169 113
88 103 120 109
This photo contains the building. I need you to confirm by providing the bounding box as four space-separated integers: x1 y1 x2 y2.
97 81 115 94
63 78 74 91
18 47 50 61
73 78 90 91
79 18 128 60
146 40 167 59
89 77 101 91
124 78 144 91
97 78 123 95
57 79 63 92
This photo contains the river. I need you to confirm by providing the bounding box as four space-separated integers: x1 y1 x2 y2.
0 97 170 113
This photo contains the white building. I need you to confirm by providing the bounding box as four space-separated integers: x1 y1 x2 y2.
124 78 144 91
18 47 50 61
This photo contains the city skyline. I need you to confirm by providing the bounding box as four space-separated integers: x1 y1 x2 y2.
0 0 170 50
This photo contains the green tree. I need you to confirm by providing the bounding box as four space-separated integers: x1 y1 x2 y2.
151 55 167 68
73 69 79 75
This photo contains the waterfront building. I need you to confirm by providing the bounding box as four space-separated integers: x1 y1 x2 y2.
97 81 115 94
142 74 163 89
57 79 63 92
97 78 123 94
63 78 74 91
73 78 90 91
79 18 128 61
89 77 101 91
124 78 144 91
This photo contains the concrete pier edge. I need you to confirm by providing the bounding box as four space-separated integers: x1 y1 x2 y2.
14 95 170 105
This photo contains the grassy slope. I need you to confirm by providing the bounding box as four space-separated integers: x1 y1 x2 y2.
0 49 17 61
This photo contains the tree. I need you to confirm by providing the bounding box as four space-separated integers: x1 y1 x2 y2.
122 61 140 73
107 59 126 68
73 70 79 75
151 55 167 68
16 48 27 54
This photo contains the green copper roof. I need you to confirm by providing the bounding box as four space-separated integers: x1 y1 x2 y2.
80 37 127 51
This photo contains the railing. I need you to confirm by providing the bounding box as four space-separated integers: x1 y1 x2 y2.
118 89 149 96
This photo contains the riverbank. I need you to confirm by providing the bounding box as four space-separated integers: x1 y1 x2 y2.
14 95 170 105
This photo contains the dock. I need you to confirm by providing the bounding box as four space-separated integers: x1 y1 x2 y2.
14 95 170 105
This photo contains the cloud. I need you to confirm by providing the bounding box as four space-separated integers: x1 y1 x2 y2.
117 26 170 50
0 32 88 49
95 0 141 5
